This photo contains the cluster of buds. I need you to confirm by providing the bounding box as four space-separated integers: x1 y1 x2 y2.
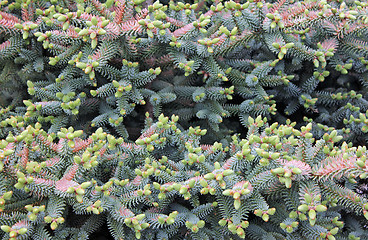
68 52 100 81
0 225 28 240
132 0 147 12
135 133 160 152
346 90 362 99
34 32 53 49
299 94 318 109
113 61 136 95
271 42 294 60
335 62 353 74
156 114 179 130
74 129 106 168
25 161 45 174
86 200 104 214
355 146 368 178
343 102 360 112
169 36 182 48
186 151 206 166
153 181 169 200
95 180 113 196
113 178 129 187
182 142 204 166
157 211 178 225
91 127 108 141
178 60 195 76
312 49 332 69
74 149 100 169
224 0 249 12
192 88 206 103
25 204 45 221
285 27 310 39
313 70 330 82
136 184 153 197
36 4 67 19
147 1 165 12
75 16 109 48
165 182 191 200
358 56 368 70
234 143 256 161
0 114 23 127
138 157 177 180
107 134 124 150
141 158 168 178
192 14 212 34
254 208 276 222
44 216 65 230
198 37 221 53
169 1 197 14
2 121 27 144
215 72 229 82
331 216 344 228
57 127 83 148
199 178 216 195
271 166 302 188
153 179 180 200
204 162 234 187
280 219 299 233
322 130 343 148
218 218 249 239
66 181 91 203
14 22 38 39
247 116 267 128
0 143 14 163
14 171 33 191
266 11 285 29
124 214 149 239
75 60 99 80
26 80 36 96
107 114 124 127
336 3 358 20
255 147 280 166
209 2 225 12
346 110 368 131
148 67 162 76
319 227 340 240
223 181 252 209
297 193 327 226
331 92 348 101
55 91 81 115
0 191 12 212
53 12 74 30
138 16 170 37
185 220 205 233
219 86 234 100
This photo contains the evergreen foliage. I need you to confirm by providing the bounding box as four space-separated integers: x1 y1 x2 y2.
1 0 368 239
1 113 368 239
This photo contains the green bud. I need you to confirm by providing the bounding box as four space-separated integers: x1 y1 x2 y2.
166 216 175 225
1 225 11 233
218 219 227 226
204 173 215 180
309 209 316 220
315 205 327 212
197 220 205 228
18 228 27 235
297 204 309 212
76 188 85 195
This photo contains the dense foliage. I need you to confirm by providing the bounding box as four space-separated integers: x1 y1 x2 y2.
1 0 368 239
